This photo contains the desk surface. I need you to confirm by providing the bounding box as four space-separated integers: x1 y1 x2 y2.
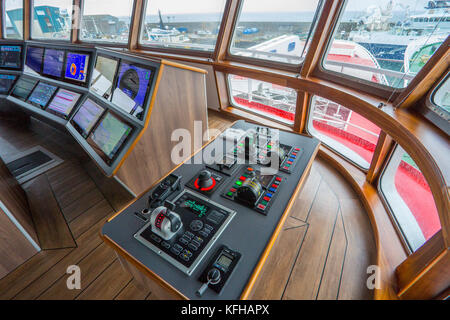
102 120 320 300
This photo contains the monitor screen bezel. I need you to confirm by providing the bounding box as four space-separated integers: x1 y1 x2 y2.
70 97 106 139
90 53 120 100
10 77 38 101
42 48 66 80
46 88 82 120
27 81 59 109
110 58 157 121
86 111 134 166
0 44 23 70
63 51 92 86
0 74 18 95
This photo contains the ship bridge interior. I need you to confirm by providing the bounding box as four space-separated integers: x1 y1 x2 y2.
0 0 448 301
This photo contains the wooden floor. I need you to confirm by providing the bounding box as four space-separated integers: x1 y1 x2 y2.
0 111 376 300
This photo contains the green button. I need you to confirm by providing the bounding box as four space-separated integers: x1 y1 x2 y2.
261 200 268 206
233 184 240 189
239 143 244 147
236 181 243 186
286 163 291 167
227 192 233 197
267 145 272 149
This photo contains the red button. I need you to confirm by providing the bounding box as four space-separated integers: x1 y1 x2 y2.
276 177 282 182
247 167 254 171
239 176 246 181
283 166 289 170
257 204 266 210
295 148 300 151
287 161 293 165
230 188 236 192
272 184 278 188
263 196 270 201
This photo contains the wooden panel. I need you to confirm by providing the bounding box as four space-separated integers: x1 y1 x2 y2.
115 279 151 300
366 131 394 184
68 199 114 239
23 175 76 250
116 65 208 196
289 165 322 221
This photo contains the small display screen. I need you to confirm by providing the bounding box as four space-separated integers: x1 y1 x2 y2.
91 55 118 99
28 82 58 108
183 198 209 218
47 88 81 118
217 254 233 270
64 52 89 83
111 61 153 119
0 74 17 94
88 112 133 162
42 49 65 78
25 46 44 75
0 45 22 69
71 98 104 138
11 78 37 100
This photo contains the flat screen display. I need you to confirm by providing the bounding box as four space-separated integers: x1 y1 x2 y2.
64 52 89 83
111 61 153 120
91 55 118 99
47 88 81 119
0 74 17 94
88 112 132 163
71 98 104 138
28 82 58 108
25 46 44 75
0 45 22 69
11 78 38 100
42 49 65 78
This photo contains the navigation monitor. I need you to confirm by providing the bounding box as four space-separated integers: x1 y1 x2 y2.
25 46 44 75
11 78 38 100
88 112 133 164
111 60 154 120
64 52 90 83
28 82 58 109
0 45 22 69
47 88 81 119
71 98 105 138
91 55 118 100
0 74 17 94
42 49 65 78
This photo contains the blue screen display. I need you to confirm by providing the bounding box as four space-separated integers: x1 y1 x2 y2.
0 45 22 69
43 49 64 78
64 52 89 83
28 82 58 108
0 74 17 94
112 61 152 118
26 47 44 74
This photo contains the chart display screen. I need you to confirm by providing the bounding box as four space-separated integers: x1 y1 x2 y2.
71 98 104 138
47 88 81 118
64 52 89 83
111 61 153 119
91 55 118 99
0 45 22 69
42 49 65 78
11 78 37 100
25 46 44 75
28 82 58 108
0 74 17 94
89 112 132 162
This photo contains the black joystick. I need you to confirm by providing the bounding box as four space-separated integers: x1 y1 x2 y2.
196 268 221 297
197 170 214 189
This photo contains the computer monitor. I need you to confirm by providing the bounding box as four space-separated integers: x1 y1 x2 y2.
47 88 81 119
25 46 44 75
0 45 22 69
42 49 65 78
71 98 105 138
91 55 118 100
64 52 90 83
10 78 38 100
111 60 154 120
27 82 58 109
0 74 17 94
87 112 133 164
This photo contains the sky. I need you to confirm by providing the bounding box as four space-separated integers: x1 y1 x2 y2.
4 0 431 17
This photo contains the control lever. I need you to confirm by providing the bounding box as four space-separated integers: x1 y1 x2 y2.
147 174 181 209
196 268 221 297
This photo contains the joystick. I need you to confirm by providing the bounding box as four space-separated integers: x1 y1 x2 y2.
194 170 216 191
196 268 221 297
149 206 183 241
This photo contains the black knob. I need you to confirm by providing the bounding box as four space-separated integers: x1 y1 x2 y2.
198 170 213 189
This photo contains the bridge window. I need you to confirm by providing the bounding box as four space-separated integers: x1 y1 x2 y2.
380 145 441 252
227 75 297 125
322 0 447 88
307 95 381 169
432 74 450 114
229 0 321 65
80 0 134 43
32 0 73 40
3 0 23 39
139 0 227 52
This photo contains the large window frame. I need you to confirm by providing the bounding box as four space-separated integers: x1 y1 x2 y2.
136 0 231 59
29 0 73 42
225 0 324 72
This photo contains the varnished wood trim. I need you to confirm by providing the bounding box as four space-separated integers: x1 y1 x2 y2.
240 143 320 300
366 131 394 184
161 59 207 74
294 91 309 133
23 0 30 40
111 63 165 176
214 0 239 62
127 0 143 51
70 0 81 43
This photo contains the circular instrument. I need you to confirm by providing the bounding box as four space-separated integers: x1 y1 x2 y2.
236 177 263 206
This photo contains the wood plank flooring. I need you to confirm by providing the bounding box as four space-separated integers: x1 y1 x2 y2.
0 112 376 300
